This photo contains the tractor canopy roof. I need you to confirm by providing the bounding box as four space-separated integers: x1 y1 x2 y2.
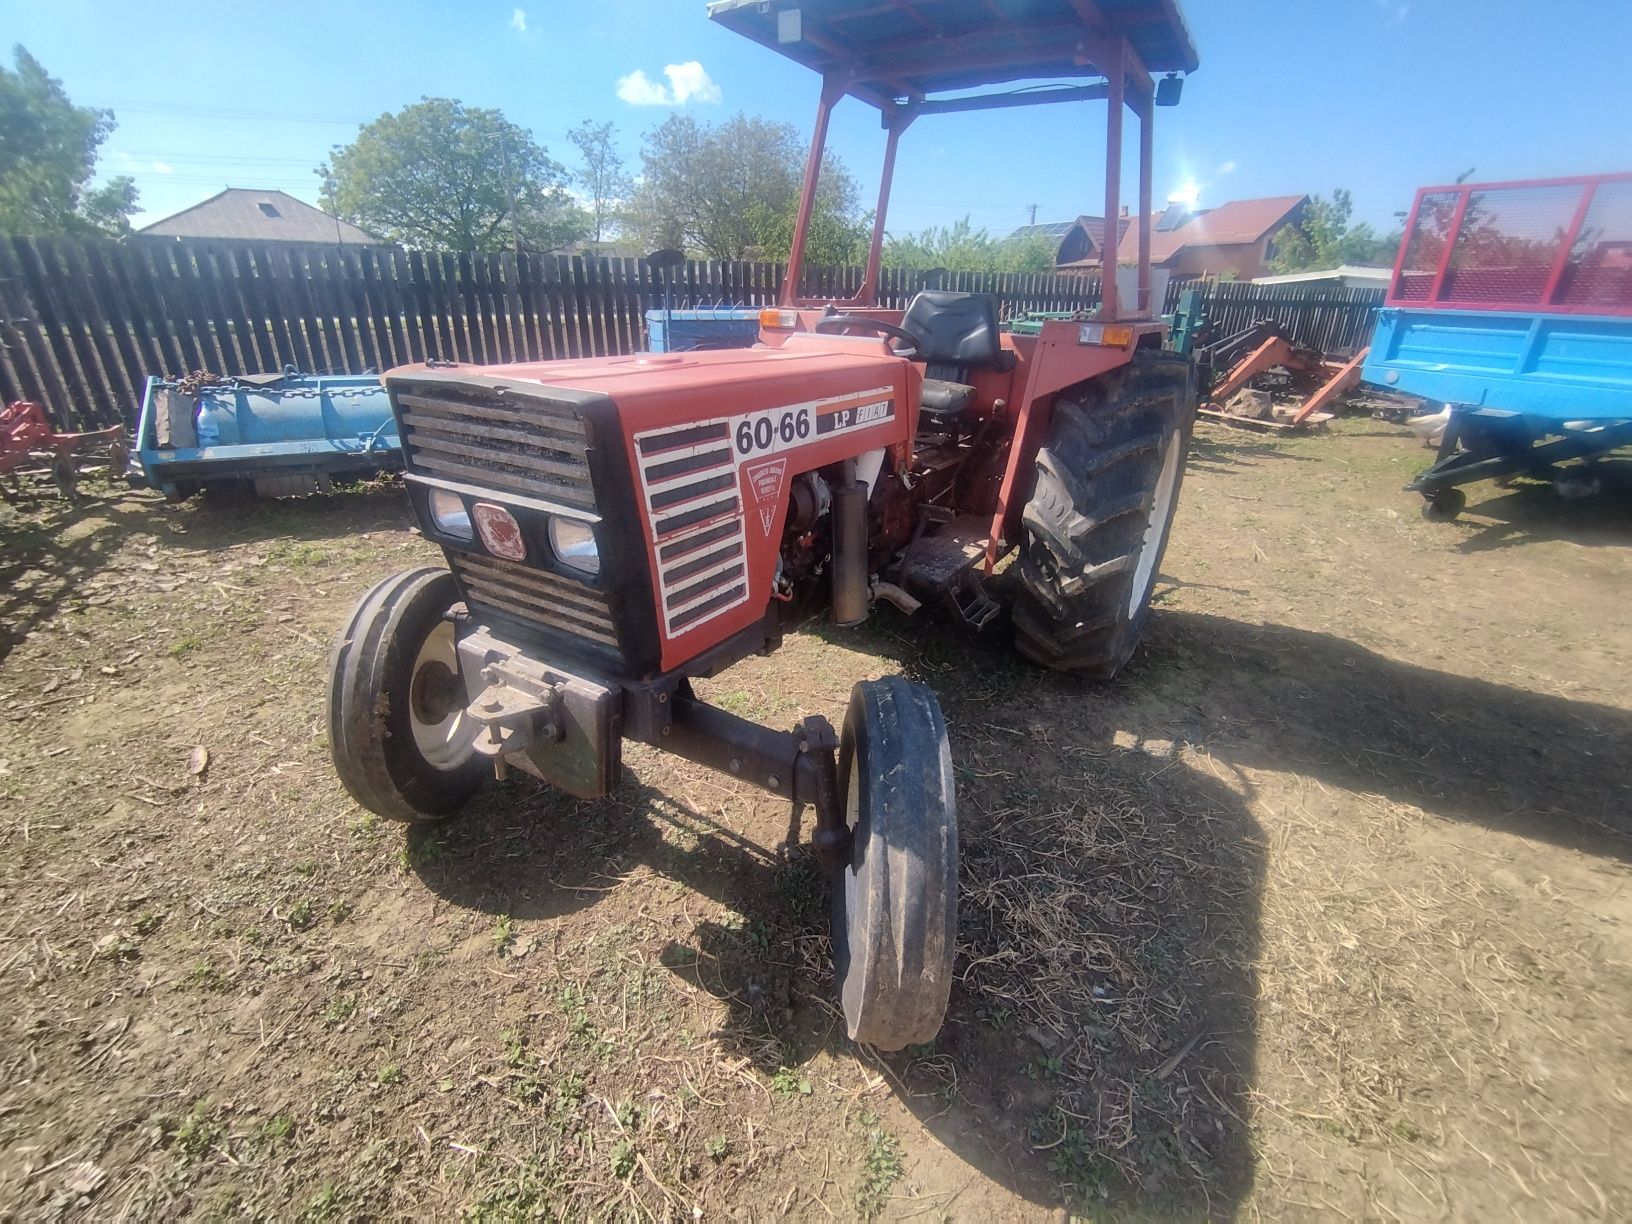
707 0 1199 109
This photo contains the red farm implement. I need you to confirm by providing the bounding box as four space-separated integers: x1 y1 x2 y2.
0 400 128 500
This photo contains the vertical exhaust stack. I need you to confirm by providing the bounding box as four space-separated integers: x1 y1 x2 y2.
831 479 870 627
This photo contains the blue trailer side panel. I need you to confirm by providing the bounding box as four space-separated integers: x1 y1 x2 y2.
1363 307 1632 419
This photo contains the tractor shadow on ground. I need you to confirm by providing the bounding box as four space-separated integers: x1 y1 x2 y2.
1133 609 1632 860
408 679 1267 1216
1442 464 1632 554
0 482 413 664
827 618 1265 1214
403 763 804 928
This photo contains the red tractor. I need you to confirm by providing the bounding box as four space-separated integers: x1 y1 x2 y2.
330 0 1200 1050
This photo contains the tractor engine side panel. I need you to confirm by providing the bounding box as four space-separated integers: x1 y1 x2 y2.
620 368 912 673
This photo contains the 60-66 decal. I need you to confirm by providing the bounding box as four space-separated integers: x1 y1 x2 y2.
734 406 812 456
730 388 896 459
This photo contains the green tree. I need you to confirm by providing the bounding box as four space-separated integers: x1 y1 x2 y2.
0 46 138 237
567 121 632 249
1266 189 1400 274
625 113 866 263
882 217 1058 274
319 98 587 252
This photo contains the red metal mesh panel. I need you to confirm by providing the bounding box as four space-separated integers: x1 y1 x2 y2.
1394 191 1458 302
1441 184 1582 306
1557 180 1632 311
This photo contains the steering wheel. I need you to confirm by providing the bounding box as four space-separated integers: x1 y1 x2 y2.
812 314 921 359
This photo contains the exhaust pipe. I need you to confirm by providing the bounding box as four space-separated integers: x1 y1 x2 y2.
831 480 869 627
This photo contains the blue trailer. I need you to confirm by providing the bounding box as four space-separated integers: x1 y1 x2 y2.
1362 172 1632 519
132 369 401 500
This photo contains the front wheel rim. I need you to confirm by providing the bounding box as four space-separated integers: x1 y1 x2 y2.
1128 432 1182 618
407 620 474 770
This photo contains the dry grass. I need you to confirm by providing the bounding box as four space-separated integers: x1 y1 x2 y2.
2 422 1631 1220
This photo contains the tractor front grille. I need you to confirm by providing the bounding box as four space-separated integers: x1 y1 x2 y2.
396 386 595 511
449 552 620 652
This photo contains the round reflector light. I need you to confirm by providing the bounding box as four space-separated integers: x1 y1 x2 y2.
472 501 527 561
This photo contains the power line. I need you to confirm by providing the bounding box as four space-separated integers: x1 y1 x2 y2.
87 100 367 125
108 151 325 167
118 174 320 189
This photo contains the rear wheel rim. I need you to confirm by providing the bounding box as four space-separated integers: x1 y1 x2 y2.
407 621 472 770
1128 432 1181 618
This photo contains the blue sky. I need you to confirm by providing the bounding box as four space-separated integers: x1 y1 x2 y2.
4 0 1628 239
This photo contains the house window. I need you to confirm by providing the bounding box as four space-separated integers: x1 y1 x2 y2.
1264 237 1279 261
257 201 280 218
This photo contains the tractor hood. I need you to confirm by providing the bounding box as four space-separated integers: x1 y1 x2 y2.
385 337 919 677
382 335 917 439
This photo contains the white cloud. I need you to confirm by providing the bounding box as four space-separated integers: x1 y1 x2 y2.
615 70 668 105
1377 1 1409 28
116 152 173 174
510 7 527 33
1216 159 1237 175
616 60 721 106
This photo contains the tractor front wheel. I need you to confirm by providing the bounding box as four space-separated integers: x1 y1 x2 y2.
328 567 487 822
1013 350 1198 677
830 677 958 1051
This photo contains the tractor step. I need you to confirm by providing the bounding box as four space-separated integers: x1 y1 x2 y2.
895 515 1000 631
948 575 1002 630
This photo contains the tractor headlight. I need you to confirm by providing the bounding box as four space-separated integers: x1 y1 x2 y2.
551 515 603 577
550 517 600 576
427 489 472 540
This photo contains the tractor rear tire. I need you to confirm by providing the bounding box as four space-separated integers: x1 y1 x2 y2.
1012 350 1198 678
831 676 958 1051
328 567 487 823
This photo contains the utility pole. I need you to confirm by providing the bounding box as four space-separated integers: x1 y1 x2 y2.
1027 203 1038 225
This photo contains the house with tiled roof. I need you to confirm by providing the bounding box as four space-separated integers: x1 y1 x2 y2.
136 189 382 245
1111 195 1309 279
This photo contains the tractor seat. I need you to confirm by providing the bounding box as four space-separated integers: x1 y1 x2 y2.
920 378 977 417
900 291 1006 433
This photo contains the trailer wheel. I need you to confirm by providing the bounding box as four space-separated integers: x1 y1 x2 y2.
1421 487 1466 522
1013 350 1198 677
328 567 486 822
831 676 958 1051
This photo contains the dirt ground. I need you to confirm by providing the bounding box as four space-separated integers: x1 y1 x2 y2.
2 416 1629 1222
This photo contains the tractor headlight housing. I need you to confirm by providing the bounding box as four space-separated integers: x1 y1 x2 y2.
549 517 600 576
427 489 473 540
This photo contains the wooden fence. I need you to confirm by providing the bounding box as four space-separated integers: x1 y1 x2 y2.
1189 280 1384 358
0 234 1383 431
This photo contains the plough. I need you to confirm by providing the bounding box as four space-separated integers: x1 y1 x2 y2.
1194 319 1369 430
0 400 128 500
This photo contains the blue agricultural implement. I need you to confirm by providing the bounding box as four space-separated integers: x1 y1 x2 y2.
1362 172 1632 519
131 369 400 501
644 305 764 353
